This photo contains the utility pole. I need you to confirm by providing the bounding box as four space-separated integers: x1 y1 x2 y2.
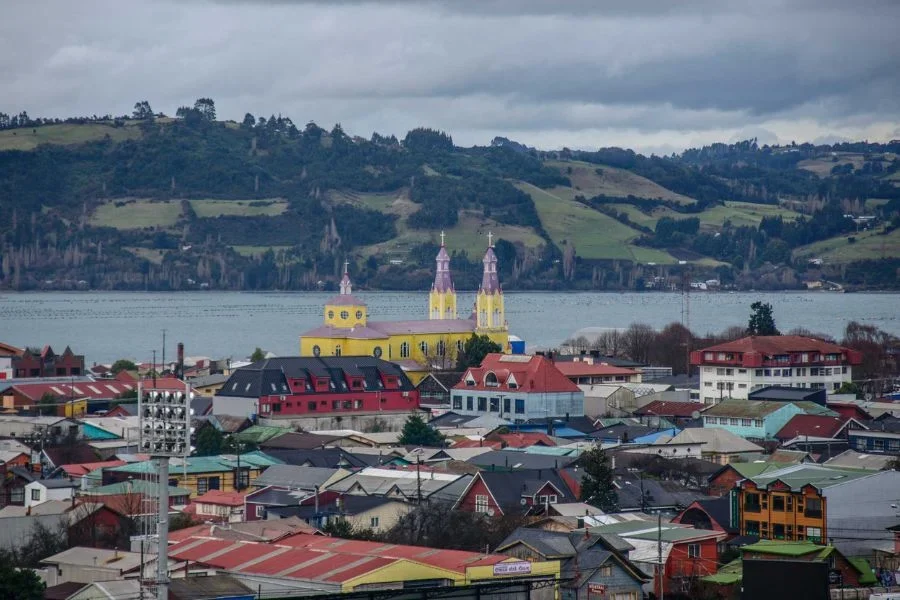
416 456 422 504
151 350 157 387
161 329 167 374
658 512 664 600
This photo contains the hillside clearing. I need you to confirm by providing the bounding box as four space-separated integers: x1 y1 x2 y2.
545 160 695 205
189 198 288 218
517 182 680 263
0 122 142 151
90 199 182 229
793 227 900 264
798 153 865 177
124 247 166 264
698 201 801 229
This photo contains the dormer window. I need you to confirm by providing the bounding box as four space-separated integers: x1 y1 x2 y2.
508 382 518 390
484 372 499 388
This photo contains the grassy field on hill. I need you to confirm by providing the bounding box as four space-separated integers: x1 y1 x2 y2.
516 181 678 263
793 227 900 263
545 160 695 205
90 199 182 229
328 190 544 256
798 153 865 177
189 199 288 218
697 201 801 229
0 122 143 151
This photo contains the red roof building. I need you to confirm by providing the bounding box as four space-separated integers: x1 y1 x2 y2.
7 345 85 379
690 336 862 404
0 380 136 413
450 354 584 420
634 400 708 419
553 360 641 384
774 414 865 443
187 490 249 524
485 432 557 448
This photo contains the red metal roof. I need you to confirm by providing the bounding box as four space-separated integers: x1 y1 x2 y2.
634 400 708 418
323 557 397 582
214 543 284 569
775 414 852 441
554 362 639 377
453 353 580 393
697 335 850 356
61 460 126 477
6 381 135 402
490 432 557 448
242 549 323 576
451 439 502 449
169 538 235 564
192 489 248 507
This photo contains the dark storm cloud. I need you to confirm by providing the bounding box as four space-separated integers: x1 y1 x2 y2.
1 0 898 150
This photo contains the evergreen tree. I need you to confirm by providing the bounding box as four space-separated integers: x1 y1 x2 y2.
747 301 780 335
195 426 224 456
250 347 266 362
579 445 618 512
398 414 444 446
111 358 137 373
456 334 502 369
0 556 45 599
37 392 57 416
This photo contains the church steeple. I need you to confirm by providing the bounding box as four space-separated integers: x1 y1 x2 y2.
429 231 457 320
476 232 505 331
339 261 352 295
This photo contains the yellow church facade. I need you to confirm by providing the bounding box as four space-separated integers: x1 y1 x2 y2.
299 234 509 382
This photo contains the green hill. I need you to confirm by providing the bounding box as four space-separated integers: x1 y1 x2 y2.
0 107 898 291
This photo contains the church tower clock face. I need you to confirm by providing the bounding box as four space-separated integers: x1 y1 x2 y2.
312 345 321 357
373 346 383 358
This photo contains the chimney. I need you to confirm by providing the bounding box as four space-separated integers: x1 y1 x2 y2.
177 343 185 379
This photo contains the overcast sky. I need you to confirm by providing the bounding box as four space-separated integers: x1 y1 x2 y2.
3 0 899 154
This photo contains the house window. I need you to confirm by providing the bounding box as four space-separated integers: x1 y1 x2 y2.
599 565 613 577
334 345 342 357
741 419 751 426
515 399 525 414
773 523 786 539
806 526 822 543
503 398 511 414
452 396 463 410
753 420 763 427
340 310 349 320
255 505 266 518
400 342 410 358
729 418 739 426
235 470 250 490
745 520 760 536
805 497 823 518
873 439 885 452
475 495 489 513
687 544 700 558
489 397 499 412
477 397 487 411
370 517 380 528
466 396 474 410
772 496 785 511
31 489 41 501
744 493 761 512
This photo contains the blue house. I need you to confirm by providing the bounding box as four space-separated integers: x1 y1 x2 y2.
847 430 900 455
701 399 833 440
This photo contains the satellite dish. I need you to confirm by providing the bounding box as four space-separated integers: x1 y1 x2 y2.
487 508 495 516
520 498 528 506
691 411 701 420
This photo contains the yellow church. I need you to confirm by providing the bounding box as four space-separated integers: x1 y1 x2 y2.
299 233 509 380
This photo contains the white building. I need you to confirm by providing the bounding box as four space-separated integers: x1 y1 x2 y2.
25 479 78 508
691 335 859 404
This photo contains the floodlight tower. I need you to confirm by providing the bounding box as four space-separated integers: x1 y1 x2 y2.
138 381 191 600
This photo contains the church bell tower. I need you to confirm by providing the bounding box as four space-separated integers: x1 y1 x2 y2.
475 232 505 331
429 231 457 320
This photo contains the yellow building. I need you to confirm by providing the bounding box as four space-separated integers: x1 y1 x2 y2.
299 233 509 381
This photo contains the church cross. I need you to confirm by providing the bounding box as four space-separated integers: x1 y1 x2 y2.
487 231 493 247
343 260 349 274
440 230 445 246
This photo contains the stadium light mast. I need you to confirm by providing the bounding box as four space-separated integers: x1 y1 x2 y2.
139 380 191 600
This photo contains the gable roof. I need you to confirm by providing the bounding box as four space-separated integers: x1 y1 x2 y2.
774 414 857 441
468 450 578 470
698 335 850 356
251 464 344 490
454 354 580 394
635 400 707 418
702 399 789 419
553 362 640 378
464 469 576 513
669 428 764 454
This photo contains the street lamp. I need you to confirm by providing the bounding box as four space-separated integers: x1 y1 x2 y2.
139 380 191 600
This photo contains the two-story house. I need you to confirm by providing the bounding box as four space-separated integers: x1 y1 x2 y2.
691 336 861 403
732 463 900 555
496 527 649 600
701 399 831 441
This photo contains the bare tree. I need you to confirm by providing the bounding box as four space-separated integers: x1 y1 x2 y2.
622 323 655 364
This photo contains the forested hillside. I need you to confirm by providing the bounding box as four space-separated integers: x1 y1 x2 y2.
1 101 899 291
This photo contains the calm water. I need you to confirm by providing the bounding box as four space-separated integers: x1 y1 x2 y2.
1 291 898 364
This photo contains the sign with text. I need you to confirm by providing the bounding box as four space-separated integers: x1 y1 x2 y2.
588 583 607 594
493 561 532 576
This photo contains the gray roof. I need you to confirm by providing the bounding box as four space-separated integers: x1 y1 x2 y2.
251 465 342 490
37 478 79 489
469 450 578 470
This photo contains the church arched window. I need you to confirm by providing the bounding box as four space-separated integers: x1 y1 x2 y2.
400 342 410 358
479 310 487 325
492 309 501 326
432 308 439 319
437 340 446 356
419 341 429 356
457 340 464 353
484 372 499 387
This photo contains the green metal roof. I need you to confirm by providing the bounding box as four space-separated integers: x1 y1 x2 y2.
233 425 291 444
701 558 742 585
740 539 835 559
743 464 873 492
588 521 722 542
520 446 582 457
847 557 877 585
82 479 192 497
109 451 282 475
